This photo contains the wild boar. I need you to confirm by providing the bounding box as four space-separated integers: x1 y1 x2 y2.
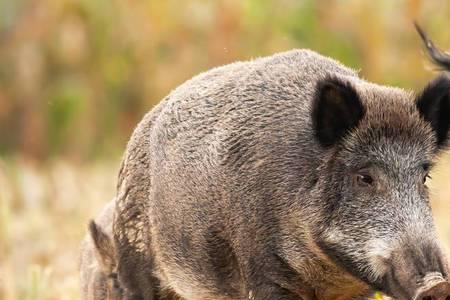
113 49 450 300
80 200 180 300
80 201 125 300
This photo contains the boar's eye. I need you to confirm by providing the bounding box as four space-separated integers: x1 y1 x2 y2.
421 163 432 184
423 174 431 184
355 173 374 187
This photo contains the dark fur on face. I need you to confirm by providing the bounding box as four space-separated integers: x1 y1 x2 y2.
311 75 450 299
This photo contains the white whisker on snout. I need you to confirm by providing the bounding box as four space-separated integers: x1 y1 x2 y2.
365 238 393 281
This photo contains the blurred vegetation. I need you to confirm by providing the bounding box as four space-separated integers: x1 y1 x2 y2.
1 0 450 300
0 0 449 161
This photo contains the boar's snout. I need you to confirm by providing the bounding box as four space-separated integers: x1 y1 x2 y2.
381 241 450 300
414 275 450 300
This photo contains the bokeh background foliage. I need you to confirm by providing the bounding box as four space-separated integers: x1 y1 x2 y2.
1 0 450 161
1 0 450 299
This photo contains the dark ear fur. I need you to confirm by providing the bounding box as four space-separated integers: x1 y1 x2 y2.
312 76 365 147
89 220 116 273
417 74 450 148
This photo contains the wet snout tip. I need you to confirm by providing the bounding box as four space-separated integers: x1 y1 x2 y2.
414 279 450 300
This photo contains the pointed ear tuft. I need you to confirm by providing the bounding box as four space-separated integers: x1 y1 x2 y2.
312 77 365 147
89 220 116 273
416 74 450 148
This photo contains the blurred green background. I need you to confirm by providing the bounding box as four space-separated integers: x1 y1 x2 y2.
1 0 450 299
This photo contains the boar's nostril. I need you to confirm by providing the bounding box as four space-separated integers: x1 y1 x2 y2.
415 280 450 300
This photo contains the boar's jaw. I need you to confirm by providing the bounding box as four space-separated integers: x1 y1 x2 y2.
314 238 381 291
314 232 450 300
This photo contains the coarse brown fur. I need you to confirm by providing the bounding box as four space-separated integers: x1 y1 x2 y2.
80 201 180 300
80 200 124 300
113 49 450 300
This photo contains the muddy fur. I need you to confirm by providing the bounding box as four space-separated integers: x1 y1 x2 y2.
113 49 450 300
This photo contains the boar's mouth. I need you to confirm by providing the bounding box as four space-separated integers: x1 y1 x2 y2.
315 238 450 300
381 271 450 300
315 239 384 290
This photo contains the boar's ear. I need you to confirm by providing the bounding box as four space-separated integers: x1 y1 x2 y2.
416 74 450 148
312 77 365 147
89 220 116 274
